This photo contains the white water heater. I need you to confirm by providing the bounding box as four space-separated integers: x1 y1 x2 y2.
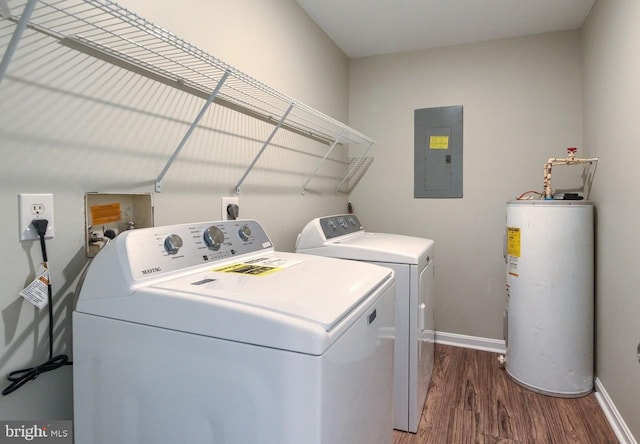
505 200 594 397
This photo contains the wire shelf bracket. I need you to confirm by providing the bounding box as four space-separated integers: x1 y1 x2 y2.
155 70 230 193
235 103 294 195
0 0 38 85
301 136 342 195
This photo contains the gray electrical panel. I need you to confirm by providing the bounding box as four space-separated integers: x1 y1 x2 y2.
414 106 463 198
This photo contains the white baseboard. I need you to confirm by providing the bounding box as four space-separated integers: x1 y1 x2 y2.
435 331 506 354
595 377 637 444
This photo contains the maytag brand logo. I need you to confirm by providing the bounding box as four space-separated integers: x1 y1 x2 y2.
0 421 72 443
141 266 162 275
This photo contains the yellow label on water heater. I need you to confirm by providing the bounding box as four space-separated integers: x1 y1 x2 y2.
507 227 521 257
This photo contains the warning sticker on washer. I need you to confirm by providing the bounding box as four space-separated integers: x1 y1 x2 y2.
213 257 302 276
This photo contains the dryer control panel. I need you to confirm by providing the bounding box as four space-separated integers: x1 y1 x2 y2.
118 220 273 280
318 214 363 239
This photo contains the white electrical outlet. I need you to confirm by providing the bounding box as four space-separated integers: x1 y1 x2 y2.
221 196 239 220
19 193 55 241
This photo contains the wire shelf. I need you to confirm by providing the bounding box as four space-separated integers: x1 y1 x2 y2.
2 0 374 147
1 0 376 193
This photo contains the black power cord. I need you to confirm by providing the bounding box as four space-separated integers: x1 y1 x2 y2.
2 219 72 396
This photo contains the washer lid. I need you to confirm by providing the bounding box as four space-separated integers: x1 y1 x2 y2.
151 252 388 329
76 252 394 355
299 232 434 265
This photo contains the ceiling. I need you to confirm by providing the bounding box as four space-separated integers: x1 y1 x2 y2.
294 0 596 58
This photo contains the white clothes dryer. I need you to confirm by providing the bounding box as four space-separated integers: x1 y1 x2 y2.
73 219 395 444
296 214 435 433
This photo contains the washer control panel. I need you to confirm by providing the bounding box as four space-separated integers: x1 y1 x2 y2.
120 220 273 280
319 214 363 240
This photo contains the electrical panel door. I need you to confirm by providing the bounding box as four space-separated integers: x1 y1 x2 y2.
414 106 463 198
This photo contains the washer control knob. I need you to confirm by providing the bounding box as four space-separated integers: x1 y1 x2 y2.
203 225 225 251
238 225 252 241
163 234 183 255
328 220 336 231
348 216 357 226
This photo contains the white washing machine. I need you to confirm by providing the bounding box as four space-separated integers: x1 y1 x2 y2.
296 214 435 433
73 219 395 444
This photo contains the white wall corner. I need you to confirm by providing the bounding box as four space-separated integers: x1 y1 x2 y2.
594 378 638 444
435 331 506 354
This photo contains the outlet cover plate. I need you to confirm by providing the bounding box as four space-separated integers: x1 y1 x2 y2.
19 193 55 241
221 196 239 220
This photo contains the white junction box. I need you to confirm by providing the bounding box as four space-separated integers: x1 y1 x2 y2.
19 193 55 241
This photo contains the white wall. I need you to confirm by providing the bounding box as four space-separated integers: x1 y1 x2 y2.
582 0 640 439
0 0 350 419
349 32 583 339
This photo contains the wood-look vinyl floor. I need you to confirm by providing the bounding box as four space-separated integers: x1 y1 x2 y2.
393 345 617 444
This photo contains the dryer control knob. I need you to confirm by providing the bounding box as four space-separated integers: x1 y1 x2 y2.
164 234 183 255
238 225 252 241
203 225 225 251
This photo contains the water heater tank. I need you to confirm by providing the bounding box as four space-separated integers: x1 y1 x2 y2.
505 200 594 397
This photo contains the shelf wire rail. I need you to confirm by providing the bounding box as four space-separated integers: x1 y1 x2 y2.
1 0 375 192
336 152 375 194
